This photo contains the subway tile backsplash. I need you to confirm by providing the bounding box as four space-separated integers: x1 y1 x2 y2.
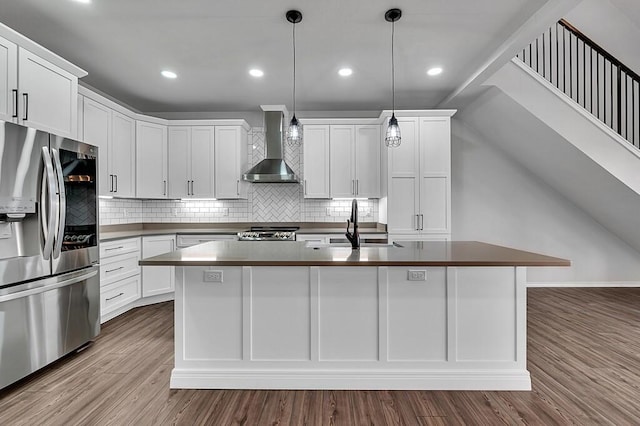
99 128 379 225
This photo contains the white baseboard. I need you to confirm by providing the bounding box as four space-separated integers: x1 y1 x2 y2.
528 281 640 288
135 292 174 307
170 369 531 391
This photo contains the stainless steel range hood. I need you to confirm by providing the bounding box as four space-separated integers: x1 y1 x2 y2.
242 110 299 183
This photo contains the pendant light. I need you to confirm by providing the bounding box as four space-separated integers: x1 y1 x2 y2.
286 10 303 146
384 8 402 148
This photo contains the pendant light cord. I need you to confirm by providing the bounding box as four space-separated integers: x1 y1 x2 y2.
391 20 395 113
292 22 297 115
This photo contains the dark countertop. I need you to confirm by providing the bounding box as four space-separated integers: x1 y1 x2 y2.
99 222 387 241
139 240 570 267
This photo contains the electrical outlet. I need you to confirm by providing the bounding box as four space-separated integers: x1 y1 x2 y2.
204 270 223 282
172 208 179 217
407 270 427 281
123 208 130 217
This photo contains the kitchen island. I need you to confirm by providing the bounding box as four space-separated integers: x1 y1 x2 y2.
139 241 569 391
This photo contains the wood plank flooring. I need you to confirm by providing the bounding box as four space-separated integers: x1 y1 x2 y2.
1 288 639 425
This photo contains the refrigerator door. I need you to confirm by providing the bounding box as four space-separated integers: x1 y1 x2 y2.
50 135 99 275
0 265 100 389
0 121 52 287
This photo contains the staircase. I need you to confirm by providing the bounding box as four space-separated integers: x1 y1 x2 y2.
476 19 640 254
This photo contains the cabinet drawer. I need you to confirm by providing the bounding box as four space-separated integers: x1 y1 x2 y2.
100 252 140 285
176 234 237 248
101 275 141 316
100 237 141 258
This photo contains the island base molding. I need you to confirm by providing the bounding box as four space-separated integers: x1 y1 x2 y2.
170 369 531 391
174 265 529 391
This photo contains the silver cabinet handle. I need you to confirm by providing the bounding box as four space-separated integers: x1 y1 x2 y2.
186 180 190 196
304 180 307 195
416 214 420 231
22 93 28 121
352 180 355 195
236 180 240 196
191 180 195 196
104 246 124 251
419 214 424 231
163 180 167 196
356 179 359 196
105 266 124 274
114 174 118 193
11 89 18 118
106 292 125 302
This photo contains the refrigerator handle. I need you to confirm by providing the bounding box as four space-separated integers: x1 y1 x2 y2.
40 147 58 260
0 267 98 303
51 149 66 259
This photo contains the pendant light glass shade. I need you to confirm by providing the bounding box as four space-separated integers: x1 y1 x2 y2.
385 113 401 147
384 8 402 148
286 10 303 146
287 115 302 145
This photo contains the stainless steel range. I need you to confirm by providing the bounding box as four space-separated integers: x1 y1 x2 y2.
238 226 299 241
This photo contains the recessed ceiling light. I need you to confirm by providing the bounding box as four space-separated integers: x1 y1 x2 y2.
161 70 177 79
338 68 353 77
249 69 264 77
427 67 443 76
72 0 91 4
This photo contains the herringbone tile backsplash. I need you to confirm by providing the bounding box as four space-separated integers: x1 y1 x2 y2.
100 129 378 225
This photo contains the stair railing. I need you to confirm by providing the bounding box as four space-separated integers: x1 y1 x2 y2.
516 19 639 150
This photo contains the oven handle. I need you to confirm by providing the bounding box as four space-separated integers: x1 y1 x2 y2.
40 147 57 260
51 148 66 259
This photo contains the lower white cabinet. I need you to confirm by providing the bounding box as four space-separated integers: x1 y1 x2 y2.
100 237 141 322
142 235 176 297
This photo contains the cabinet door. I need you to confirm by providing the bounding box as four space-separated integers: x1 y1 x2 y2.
387 118 420 233
355 125 381 198
302 125 330 198
0 36 17 122
82 97 111 196
142 235 176 297
136 121 167 198
168 127 191 198
329 125 355 198
419 117 451 234
214 126 244 199
110 111 136 197
18 48 77 138
190 126 215 198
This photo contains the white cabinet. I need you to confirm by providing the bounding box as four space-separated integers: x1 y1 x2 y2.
83 96 136 198
0 35 79 137
141 235 176 297
0 36 17 122
100 237 141 322
329 125 380 198
137 121 168 198
214 125 248 199
387 115 452 240
82 97 111 196
302 125 330 198
168 126 215 198
17 48 78 138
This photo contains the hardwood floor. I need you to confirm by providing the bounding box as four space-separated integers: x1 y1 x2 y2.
1 288 639 425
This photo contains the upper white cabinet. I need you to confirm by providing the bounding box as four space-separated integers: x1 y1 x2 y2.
82 96 136 197
386 114 454 239
0 36 17 122
302 125 330 198
0 32 83 138
214 125 248 199
18 48 78 138
329 124 380 198
168 126 215 198
136 120 168 198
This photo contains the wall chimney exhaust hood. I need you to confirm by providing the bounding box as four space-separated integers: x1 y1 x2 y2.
242 106 299 183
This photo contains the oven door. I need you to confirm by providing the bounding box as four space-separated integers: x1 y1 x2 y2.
50 136 99 275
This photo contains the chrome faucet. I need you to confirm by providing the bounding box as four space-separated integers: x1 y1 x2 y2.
345 198 360 249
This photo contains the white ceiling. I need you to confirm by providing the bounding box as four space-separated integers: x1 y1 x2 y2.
0 0 550 114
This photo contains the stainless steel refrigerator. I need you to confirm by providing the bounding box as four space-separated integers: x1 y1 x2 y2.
0 120 100 390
